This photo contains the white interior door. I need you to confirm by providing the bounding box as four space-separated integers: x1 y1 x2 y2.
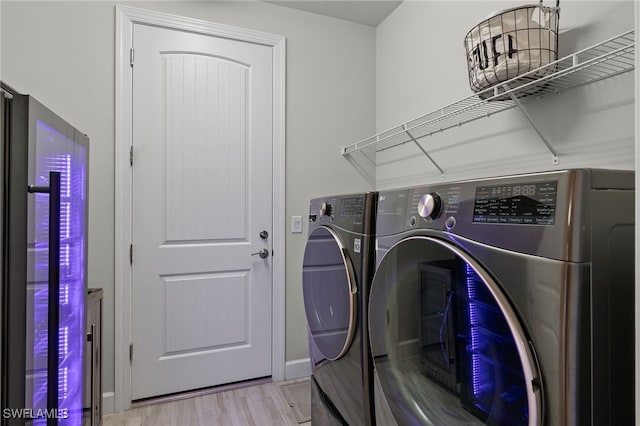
131 23 273 400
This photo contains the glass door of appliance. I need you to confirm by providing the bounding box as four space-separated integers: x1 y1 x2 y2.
303 226 357 361
369 236 542 426
26 114 87 425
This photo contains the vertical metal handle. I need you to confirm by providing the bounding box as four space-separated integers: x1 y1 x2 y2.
47 171 61 426
30 171 61 425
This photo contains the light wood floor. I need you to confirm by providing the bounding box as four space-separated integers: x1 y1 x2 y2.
103 378 311 426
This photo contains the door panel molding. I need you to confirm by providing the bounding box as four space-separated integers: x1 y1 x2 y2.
115 4 285 413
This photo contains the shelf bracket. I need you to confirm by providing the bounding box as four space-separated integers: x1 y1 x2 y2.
404 125 445 176
342 149 376 188
503 85 559 165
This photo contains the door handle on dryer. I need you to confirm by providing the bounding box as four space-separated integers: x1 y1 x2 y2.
251 248 269 259
341 247 358 294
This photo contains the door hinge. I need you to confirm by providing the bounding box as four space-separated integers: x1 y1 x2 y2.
129 343 133 363
130 48 135 67
129 244 133 265
129 145 134 166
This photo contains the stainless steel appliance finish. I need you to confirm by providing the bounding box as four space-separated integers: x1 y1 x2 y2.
369 169 634 426
303 193 377 425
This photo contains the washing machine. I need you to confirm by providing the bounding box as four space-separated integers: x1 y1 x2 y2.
368 169 634 426
303 192 377 425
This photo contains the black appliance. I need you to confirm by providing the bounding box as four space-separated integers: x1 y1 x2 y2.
1 83 89 426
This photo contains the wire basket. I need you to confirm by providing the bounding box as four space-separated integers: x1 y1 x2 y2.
464 1 560 99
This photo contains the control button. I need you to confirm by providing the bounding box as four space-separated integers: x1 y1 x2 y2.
409 216 417 227
319 202 332 217
417 193 442 220
445 216 456 230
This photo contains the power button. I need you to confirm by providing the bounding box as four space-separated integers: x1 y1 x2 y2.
445 216 457 230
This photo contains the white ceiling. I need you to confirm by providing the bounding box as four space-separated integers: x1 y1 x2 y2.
265 1 402 27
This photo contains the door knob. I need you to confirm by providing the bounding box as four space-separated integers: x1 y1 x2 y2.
259 230 269 240
251 248 269 259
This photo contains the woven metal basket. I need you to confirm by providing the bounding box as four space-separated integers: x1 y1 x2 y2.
464 1 560 98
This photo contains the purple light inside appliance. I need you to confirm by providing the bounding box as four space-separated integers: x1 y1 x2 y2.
61 244 70 269
61 202 71 239
32 120 86 425
466 263 483 399
64 155 71 197
61 283 70 306
60 326 69 358
59 367 68 398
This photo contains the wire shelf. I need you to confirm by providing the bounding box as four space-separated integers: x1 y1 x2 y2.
341 29 635 161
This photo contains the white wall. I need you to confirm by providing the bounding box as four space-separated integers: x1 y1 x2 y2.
1 0 375 406
375 1 635 188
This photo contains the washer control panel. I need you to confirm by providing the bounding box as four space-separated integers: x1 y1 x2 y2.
319 202 333 218
308 194 368 233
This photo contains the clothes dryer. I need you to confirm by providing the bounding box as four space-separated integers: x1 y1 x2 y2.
303 193 377 425
369 169 634 426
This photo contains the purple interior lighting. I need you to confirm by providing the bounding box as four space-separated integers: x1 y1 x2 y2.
465 264 482 400
463 262 529 424
32 120 86 425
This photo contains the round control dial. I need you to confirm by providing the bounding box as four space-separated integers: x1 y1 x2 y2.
319 202 332 217
417 193 442 220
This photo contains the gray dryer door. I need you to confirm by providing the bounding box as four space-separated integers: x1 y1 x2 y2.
369 236 542 426
303 226 357 361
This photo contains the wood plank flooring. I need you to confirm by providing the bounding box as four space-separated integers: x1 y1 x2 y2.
103 378 311 426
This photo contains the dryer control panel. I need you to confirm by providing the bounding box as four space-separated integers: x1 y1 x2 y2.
377 169 634 264
472 180 557 225
405 180 558 228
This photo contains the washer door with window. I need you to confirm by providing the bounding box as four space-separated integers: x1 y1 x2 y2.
303 226 357 361
369 236 543 426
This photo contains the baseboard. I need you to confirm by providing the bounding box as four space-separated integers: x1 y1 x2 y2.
102 391 116 416
284 358 311 380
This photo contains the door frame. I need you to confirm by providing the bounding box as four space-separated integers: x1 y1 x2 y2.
114 4 286 413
